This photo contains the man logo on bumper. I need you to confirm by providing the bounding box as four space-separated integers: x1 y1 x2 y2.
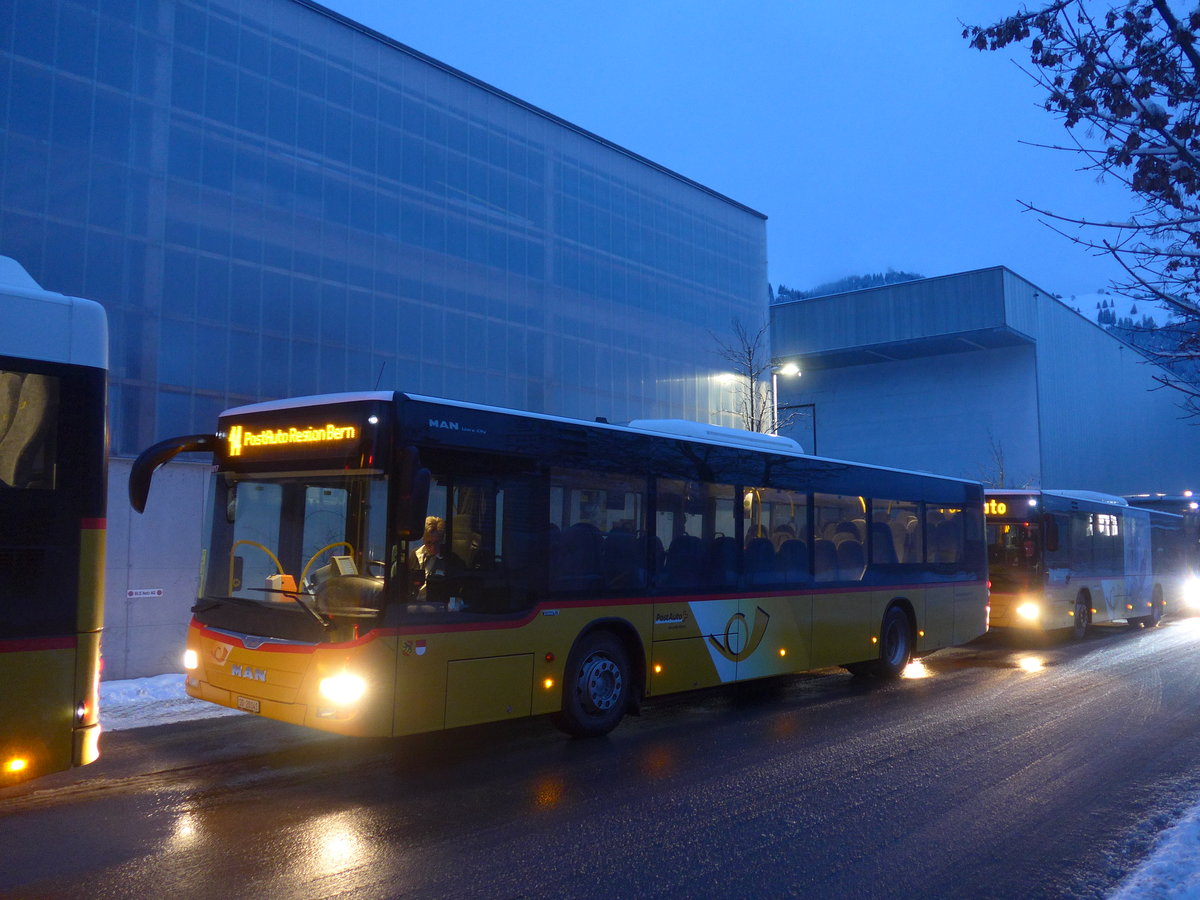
231 664 267 682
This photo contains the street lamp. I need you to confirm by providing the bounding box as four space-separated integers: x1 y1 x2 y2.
771 361 801 435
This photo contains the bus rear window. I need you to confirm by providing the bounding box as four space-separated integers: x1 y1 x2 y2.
0 370 59 490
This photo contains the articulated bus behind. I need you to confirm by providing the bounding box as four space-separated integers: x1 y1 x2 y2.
0 257 107 784
985 490 1188 636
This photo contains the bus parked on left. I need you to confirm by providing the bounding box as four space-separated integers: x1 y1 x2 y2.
0 257 107 783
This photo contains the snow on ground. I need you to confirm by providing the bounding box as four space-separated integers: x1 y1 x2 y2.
100 674 238 731
1111 809 1200 899
98 675 1197 896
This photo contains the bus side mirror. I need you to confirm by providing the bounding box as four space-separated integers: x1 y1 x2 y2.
396 446 431 540
129 433 220 513
1043 514 1059 553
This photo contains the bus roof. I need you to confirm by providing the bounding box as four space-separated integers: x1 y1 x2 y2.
0 257 107 370
220 390 982 488
986 488 1131 507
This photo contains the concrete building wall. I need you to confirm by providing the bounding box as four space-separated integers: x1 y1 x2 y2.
104 459 208 680
771 267 1197 497
796 344 1042 485
1030 287 1197 494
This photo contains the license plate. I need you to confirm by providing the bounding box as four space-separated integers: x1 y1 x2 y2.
236 696 261 713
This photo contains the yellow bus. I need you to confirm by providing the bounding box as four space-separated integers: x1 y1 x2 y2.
0 257 107 783
130 391 988 738
985 489 1189 637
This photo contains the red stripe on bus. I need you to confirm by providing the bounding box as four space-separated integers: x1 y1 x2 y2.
0 636 77 653
191 620 387 653
81 518 106 530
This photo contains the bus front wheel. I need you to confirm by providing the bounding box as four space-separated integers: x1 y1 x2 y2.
554 631 631 738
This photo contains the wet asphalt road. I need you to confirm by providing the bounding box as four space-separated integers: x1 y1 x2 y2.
5 620 1200 899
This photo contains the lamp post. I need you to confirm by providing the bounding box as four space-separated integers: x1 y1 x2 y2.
771 361 801 435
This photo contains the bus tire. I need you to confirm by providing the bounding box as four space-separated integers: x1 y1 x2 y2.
1073 595 1090 640
554 631 630 738
875 605 913 679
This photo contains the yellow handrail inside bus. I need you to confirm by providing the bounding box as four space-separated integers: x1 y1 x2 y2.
301 542 356 585
229 540 285 594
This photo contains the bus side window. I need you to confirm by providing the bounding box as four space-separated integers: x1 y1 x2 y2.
549 469 648 596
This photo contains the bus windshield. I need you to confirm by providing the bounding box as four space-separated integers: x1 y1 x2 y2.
986 520 1042 592
202 472 390 619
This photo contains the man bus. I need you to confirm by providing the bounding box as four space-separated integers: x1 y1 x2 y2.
131 391 989 738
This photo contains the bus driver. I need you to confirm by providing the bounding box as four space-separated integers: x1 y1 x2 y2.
409 516 463 604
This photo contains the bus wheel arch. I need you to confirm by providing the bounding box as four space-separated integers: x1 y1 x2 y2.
553 620 643 738
1073 591 1092 640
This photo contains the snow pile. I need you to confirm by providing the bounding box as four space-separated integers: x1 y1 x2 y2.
100 674 238 731
1111 809 1200 899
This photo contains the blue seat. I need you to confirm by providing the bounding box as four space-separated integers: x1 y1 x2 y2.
745 537 777 585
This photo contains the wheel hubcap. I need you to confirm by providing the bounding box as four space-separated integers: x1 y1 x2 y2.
579 655 622 714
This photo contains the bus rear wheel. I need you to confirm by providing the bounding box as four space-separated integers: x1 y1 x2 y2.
554 631 631 738
876 606 913 679
1073 596 1090 640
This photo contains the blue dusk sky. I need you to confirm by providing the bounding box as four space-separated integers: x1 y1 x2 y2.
324 0 1134 301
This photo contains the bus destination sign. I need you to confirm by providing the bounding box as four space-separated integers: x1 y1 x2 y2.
227 422 359 457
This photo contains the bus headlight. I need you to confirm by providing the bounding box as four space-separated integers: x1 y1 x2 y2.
319 672 366 705
183 649 199 670
1016 602 1041 621
1183 576 1200 611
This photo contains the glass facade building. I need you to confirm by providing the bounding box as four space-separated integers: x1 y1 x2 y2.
1 0 767 457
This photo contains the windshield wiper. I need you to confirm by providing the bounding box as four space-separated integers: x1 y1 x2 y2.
246 587 332 630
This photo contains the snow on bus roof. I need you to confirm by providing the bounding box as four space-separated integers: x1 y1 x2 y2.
405 393 979 485
0 256 107 370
